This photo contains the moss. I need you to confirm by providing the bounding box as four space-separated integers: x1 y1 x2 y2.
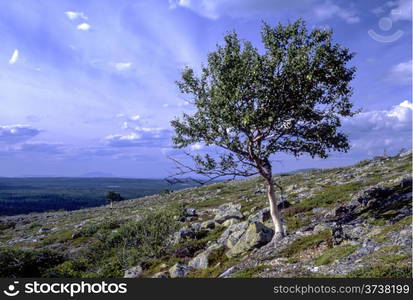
361 246 411 266
279 229 332 260
300 182 364 210
232 265 270 278
348 266 412 278
285 212 313 232
41 229 73 245
314 244 359 266
373 215 412 243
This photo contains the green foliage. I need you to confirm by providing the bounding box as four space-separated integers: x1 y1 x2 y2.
348 266 412 278
300 182 363 210
314 244 359 266
279 229 332 260
171 19 356 182
232 265 270 278
0 248 65 277
106 191 124 204
373 216 412 243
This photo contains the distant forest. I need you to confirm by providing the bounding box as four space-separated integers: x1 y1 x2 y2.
0 177 195 216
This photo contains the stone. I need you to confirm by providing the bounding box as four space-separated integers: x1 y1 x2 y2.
248 207 270 223
184 208 197 217
124 265 143 278
38 227 50 233
226 222 273 258
201 220 216 230
151 271 169 278
188 252 209 270
169 263 190 278
214 203 243 224
222 218 239 227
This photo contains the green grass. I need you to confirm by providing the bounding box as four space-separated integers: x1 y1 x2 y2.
373 216 412 243
348 266 412 278
232 265 270 278
314 244 359 266
279 229 332 261
301 182 365 210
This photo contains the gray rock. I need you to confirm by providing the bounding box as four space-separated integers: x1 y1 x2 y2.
38 227 50 233
201 220 216 230
226 222 273 258
184 208 197 217
214 203 243 224
169 263 190 278
124 265 143 278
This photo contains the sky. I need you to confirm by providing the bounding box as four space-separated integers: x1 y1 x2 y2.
0 0 411 178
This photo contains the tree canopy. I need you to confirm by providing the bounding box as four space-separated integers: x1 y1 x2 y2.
170 19 356 183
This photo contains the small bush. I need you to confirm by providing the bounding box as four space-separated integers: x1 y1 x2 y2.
0 248 65 277
314 244 359 266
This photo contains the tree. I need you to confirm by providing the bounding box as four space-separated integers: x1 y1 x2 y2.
106 191 124 208
169 19 357 242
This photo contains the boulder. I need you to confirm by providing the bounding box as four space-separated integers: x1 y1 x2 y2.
151 271 169 278
124 265 143 278
169 263 190 278
173 223 204 243
188 244 223 270
188 252 209 270
226 222 273 258
201 220 216 230
214 203 243 224
222 218 240 227
184 208 197 217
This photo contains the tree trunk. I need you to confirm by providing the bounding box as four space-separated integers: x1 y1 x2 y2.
266 177 285 241
110 201 113 208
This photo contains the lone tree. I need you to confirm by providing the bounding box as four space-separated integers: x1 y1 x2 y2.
106 191 124 208
169 19 357 242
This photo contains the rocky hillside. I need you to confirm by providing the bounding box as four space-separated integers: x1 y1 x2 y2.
0 151 412 278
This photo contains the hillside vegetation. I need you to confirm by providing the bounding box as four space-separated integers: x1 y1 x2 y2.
0 151 411 278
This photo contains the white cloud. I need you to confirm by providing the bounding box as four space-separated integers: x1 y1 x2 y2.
190 142 203 150
0 124 40 144
114 62 132 71
9 49 19 64
65 11 88 20
77 23 91 31
343 101 412 154
388 0 412 21
388 59 412 85
313 1 360 24
105 127 172 148
169 0 319 19
130 114 140 121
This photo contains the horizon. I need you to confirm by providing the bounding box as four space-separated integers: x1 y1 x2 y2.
0 0 412 177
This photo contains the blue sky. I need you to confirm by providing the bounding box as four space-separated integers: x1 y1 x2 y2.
0 0 411 177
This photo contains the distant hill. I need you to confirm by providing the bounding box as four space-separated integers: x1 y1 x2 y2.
0 177 195 216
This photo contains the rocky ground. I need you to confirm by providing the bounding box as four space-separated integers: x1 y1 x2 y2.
0 151 412 278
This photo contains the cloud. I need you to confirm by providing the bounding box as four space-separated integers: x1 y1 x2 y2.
105 127 172 147
169 0 319 19
65 11 88 20
0 124 40 144
313 1 360 24
169 0 359 23
343 101 412 154
114 62 132 71
77 23 91 31
388 59 412 85
18 142 65 154
9 49 19 64
388 0 412 21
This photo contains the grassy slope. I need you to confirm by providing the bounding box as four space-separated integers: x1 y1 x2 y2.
0 153 411 278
